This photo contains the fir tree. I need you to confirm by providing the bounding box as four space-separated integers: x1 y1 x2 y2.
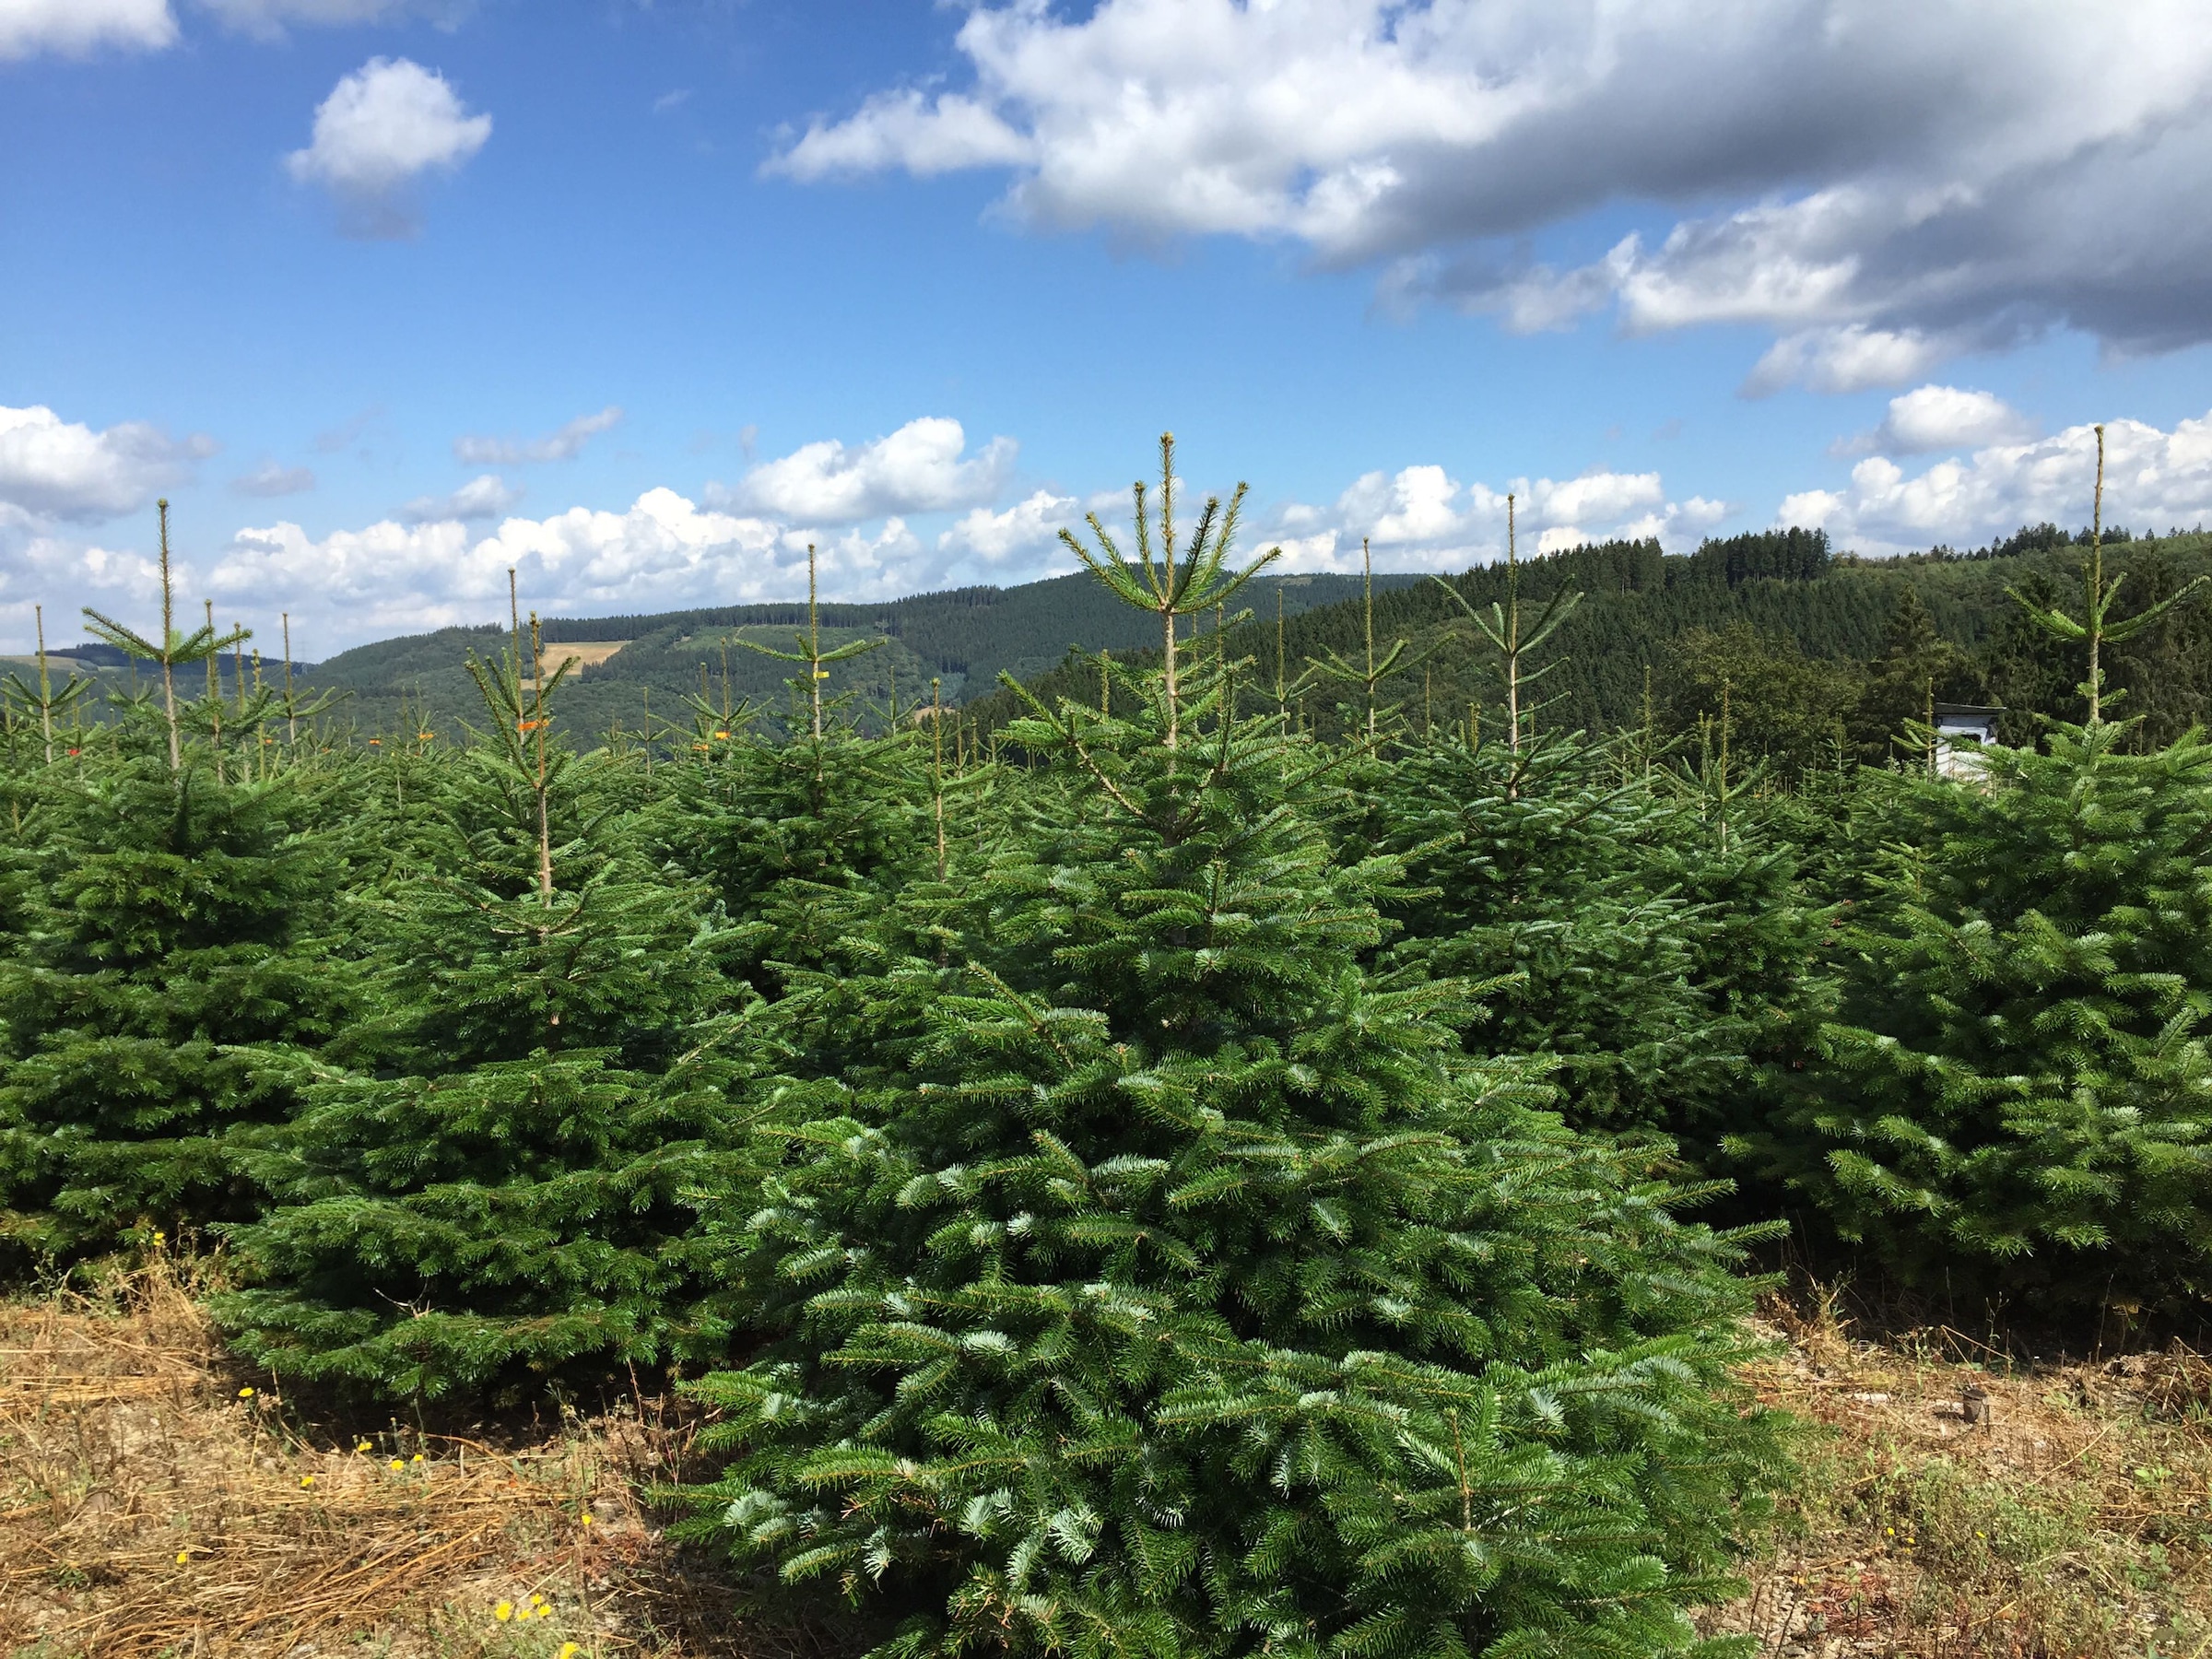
1848 583 1982 761
653 713 933 998
682 451 1783 1659
1765 440 2212 1318
1760 723 2212 1319
1375 730 1825 1157
1376 732 1729 1136
217 621 749 1398
1979 571 2081 744
0 739 347 1264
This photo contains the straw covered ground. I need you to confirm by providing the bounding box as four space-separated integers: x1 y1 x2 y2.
0 1254 787 1659
1713 1288 2212 1659
3 1258 2209 1658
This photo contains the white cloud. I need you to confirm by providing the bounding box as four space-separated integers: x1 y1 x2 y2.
453 407 622 465
397 473 520 523
1523 470 1665 531
774 0 2212 382
1742 325 1962 398
807 517 924 590
0 517 167 651
183 489 973 652
1266 461 1718 573
1337 465 1465 546
939 488 1081 562
0 0 174 59
0 405 214 523
230 460 317 499
286 57 491 239
729 418 1017 524
1779 411 2212 556
1838 385 2036 458
216 488 788 644
773 90 1035 180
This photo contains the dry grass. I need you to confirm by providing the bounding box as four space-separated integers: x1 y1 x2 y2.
8 1258 2208 1659
1712 1286 2212 1659
523 643 629 691
0 1254 792 1659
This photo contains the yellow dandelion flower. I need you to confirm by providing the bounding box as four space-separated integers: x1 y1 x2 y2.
177 1548 191 1564
559 1645 582 1659
389 1459 404 1471
580 1512 593 1526
238 1386 255 1398
300 1475 315 1488
152 1230 166 1244
411 1453 424 1464
494 1599 514 1622
529 1593 546 1606
357 1441 371 1453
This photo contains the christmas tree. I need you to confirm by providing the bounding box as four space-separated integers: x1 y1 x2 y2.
1767 721 2212 1316
0 744 347 1265
1767 429 2212 1319
218 621 750 1398
682 440 1783 1659
0 524 346 1266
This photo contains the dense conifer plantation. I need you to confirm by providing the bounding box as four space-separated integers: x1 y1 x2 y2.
6 441 2212 1644
1371 732 1824 1148
1762 722 2212 1316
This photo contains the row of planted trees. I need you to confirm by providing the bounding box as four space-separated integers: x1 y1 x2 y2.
2 438 2209 1659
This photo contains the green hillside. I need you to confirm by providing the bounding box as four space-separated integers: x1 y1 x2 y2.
35 521 2212 760
281 568 1420 740
970 523 2212 765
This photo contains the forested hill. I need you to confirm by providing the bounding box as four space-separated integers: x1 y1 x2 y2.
969 523 2212 766
284 567 1420 738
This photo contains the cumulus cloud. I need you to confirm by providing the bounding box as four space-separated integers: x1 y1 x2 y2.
940 488 1082 562
216 489 788 644
773 0 2212 384
775 89 1035 180
0 429 1918 656
0 405 214 523
1269 462 1724 573
453 407 622 465
1742 325 1967 398
0 0 174 59
1780 411 2212 556
287 57 491 238
1838 385 2036 458
728 418 1018 524
230 460 317 499
0 516 168 653
396 473 520 523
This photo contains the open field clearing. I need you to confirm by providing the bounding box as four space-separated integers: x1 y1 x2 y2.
523 642 631 691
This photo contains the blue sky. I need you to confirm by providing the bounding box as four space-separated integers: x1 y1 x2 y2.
5 0 2212 655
